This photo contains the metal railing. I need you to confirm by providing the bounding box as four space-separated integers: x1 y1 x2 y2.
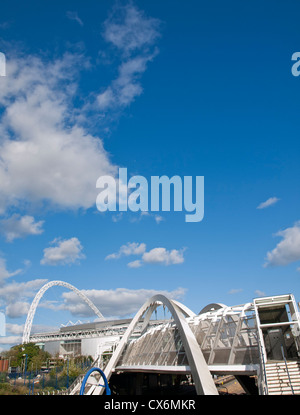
258 338 268 395
281 345 295 395
58 356 99 395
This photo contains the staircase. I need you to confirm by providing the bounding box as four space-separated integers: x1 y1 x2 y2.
60 355 103 395
265 361 300 395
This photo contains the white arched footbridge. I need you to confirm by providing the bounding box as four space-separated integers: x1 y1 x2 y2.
24 282 300 395
72 293 300 396
83 294 219 395
22 280 105 344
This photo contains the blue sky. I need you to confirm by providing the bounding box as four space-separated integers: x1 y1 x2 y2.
0 0 300 350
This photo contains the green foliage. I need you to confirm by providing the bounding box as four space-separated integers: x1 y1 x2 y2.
0 346 93 394
61 360 83 378
0 383 28 395
2 343 51 370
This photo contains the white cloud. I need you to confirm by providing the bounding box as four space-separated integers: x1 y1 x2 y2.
127 259 142 268
142 247 185 266
228 288 243 294
6 301 30 318
106 242 185 267
130 212 165 224
112 213 123 222
155 215 164 224
41 237 85 266
106 241 186 267
5 323 24 335
106 242 146 260
96 47 157 111
264 222 300 267
0 214 44 242
0 257 22 285
0 5 161 215
61 286 186 318
257 197 280 209
0 322 53 349
254 290 266 297
0 335 22 345
95 4 161 112
66 11 83 26
0 52 117 214
0 279 47 303
0 279 47 322
103 4 160 56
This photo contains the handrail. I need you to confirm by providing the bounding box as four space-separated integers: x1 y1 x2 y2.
253 298 268 395
61 373 85 395
258 340 268 395
59 355 101 395
281 345 294 395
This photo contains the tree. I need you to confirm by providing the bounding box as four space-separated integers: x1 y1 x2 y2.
61 360 82 378
2 343 51 370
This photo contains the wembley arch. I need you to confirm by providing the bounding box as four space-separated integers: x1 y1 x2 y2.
22 280 105 344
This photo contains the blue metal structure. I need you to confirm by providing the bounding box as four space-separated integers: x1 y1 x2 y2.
80 367 111 395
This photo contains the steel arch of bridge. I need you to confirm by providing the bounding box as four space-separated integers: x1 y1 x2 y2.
90 294 218 395
22 280 105 344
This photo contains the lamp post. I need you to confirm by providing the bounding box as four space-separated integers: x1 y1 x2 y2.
28 372 31 395
55 365 58 390
66 357 69 389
